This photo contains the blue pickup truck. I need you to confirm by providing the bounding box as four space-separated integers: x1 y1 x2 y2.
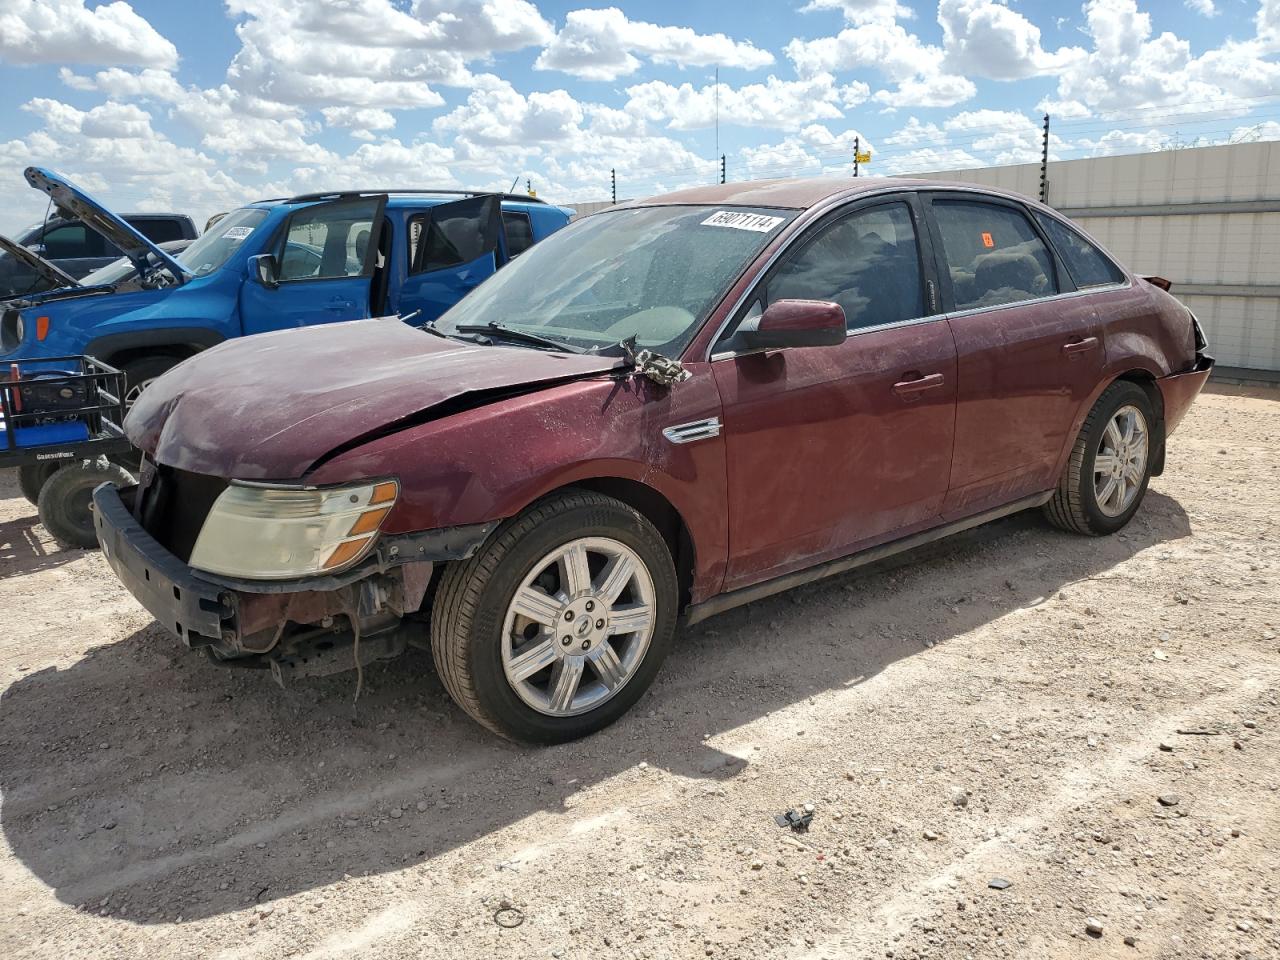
1 168 573 404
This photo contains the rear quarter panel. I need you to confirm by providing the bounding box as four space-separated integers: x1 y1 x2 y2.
306 367 730 603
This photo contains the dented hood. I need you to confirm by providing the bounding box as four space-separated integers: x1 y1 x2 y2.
126 317 620 479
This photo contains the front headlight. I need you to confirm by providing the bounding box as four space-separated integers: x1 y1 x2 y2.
189 479 398 580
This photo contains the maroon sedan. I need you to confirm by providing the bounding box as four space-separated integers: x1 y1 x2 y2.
95 178 1212 742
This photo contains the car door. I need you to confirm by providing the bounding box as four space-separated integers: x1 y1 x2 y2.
920 192 1104 518
397 195 503 324
238 194 386 335
711 195 958 591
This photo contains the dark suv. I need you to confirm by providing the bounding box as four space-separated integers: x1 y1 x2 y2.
96 177 1212 744
0 211 197 298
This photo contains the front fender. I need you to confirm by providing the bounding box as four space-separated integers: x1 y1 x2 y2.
306 368 730 603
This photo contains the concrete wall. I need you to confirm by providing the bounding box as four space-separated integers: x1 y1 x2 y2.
914 142 1280 374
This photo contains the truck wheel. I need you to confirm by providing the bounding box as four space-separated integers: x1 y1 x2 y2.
18 462 62 505
1045 381 1155 536
37 459 134 549
432 490 678 743
121 356 180 410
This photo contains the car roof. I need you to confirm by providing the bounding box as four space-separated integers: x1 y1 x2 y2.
244 193 559 215
627 176 1037 211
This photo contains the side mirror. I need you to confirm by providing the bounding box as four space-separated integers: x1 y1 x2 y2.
737 299 846 351
250 253 278 289
26 243 47 256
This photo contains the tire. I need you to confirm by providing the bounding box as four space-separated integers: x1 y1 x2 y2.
1045 380 1156 536
431 490 679 743
18 462 62 506
36 459 135 549
121 355 181 411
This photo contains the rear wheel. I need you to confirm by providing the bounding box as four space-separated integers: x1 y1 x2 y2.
1045 381 1155 536
431 490 678 743
36 459 134 549
17 462 62 505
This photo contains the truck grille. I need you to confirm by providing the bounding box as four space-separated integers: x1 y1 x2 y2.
135 459 228 562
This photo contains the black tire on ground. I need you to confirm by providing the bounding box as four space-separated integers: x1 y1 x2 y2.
36 459 135 549
17 462 62 506
431 489 679 743
1044 380 1156 536
120 355 182 410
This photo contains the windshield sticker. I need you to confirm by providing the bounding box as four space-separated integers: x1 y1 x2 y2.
701 210 785 233
223 226 253 241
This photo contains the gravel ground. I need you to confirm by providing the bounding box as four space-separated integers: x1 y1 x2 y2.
0 385 1277 960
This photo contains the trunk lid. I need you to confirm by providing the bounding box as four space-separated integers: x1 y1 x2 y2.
24 167 189 283
126 317 621 479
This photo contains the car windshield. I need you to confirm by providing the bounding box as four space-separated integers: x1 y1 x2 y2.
435 205 796 355
176 207 269 277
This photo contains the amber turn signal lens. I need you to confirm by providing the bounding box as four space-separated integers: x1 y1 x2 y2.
371 481 398 505
323 536 374 570
35 316 50 341
348 506 391 537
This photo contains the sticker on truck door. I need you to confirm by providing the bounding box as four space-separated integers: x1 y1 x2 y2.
701 210 786 233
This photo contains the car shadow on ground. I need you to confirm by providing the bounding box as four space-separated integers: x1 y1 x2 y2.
0 513 82 577
0 492 1191 924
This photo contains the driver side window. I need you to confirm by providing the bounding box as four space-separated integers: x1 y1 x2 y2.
277 199 379 282
767 202 926 331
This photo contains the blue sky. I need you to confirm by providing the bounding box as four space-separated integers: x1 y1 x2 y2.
0 0 1277 231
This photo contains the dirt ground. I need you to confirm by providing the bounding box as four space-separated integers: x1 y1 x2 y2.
0 385 1277 960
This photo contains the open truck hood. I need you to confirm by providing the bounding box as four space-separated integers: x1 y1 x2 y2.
0 231 80 294
24 166 189 283
126 317 622 479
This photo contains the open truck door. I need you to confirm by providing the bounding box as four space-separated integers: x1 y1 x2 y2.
239 194 388 335
397 194 502 324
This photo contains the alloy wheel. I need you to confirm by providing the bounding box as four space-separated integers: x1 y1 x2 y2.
501 536 656 717
1093 403 1148 517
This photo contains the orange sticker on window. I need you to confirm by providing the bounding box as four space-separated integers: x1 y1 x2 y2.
981 232 995 248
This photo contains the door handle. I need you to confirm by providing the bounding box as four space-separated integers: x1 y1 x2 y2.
892 372 945 396
325 299 355 312
1062 336 1099 357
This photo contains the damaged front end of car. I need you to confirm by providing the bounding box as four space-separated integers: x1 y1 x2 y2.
93 473 496 683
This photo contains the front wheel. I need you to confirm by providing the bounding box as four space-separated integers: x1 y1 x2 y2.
37 459 135 549
431 490 678 743
1045 380 1155 536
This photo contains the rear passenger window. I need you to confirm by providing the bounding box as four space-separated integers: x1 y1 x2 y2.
932 200 1058 311
502 212 534 257
767 202 925 331
1034 213 1124 288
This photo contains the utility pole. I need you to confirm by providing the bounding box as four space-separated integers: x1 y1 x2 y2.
611 168 616 206
720 154 726 185
1039 114 1050 205
854 135 860 178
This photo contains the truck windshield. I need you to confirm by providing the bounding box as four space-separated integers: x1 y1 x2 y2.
177 208 269 277
435 205 796 356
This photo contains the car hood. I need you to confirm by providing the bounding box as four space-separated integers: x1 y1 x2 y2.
24 166 189 283
0 232 79 292
126 317 622 479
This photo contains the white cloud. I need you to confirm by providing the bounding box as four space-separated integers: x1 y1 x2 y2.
883 116 946 147
222 0 555 110
1185 0 1217 16
943 109 1043 163
534 7 773 82
938 0 1086 80
624 74 869 130
0 0 178 68
799 0 912 24
738 124 872 179
786 22 976 109
321 106 397 139
433 78 585 147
